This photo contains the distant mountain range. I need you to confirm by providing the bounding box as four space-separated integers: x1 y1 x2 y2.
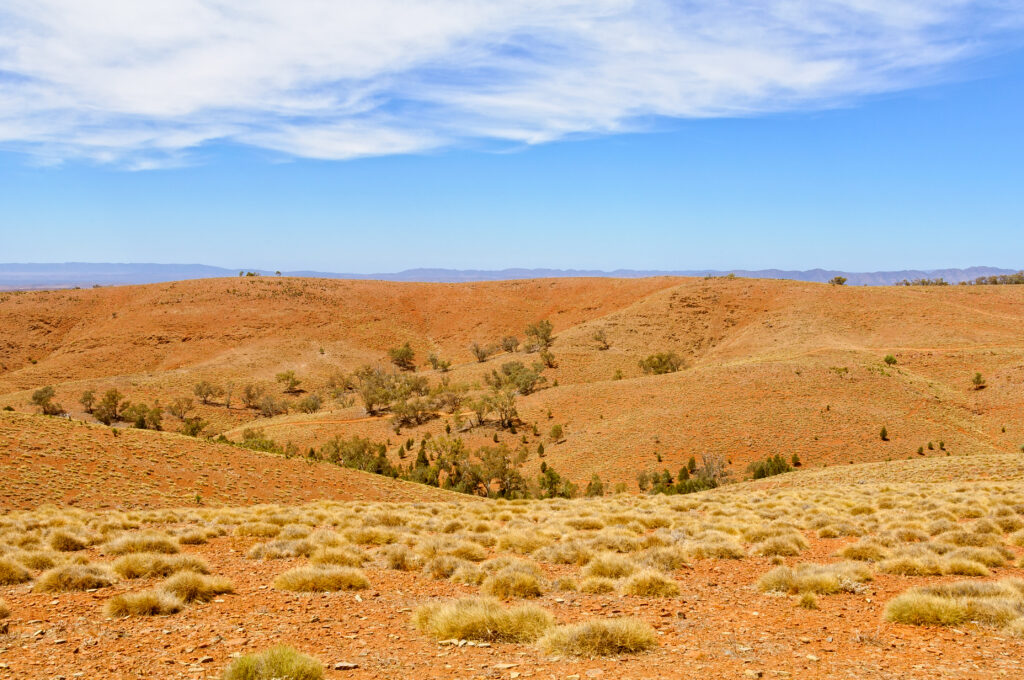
0 262 1018 290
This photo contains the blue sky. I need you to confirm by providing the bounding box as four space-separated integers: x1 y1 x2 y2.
1 2 1022 272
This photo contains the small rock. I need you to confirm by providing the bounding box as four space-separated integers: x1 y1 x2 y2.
494 664 518 670
199 656 214 664
744 671 763 679
333 662 359 671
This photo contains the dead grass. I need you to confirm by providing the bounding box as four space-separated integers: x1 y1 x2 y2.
310 546 367 567
160 571 233 603
112 553 209 579
538 618 658 656
105 590 185 617
247 539 316 560
48 530 89 552
0 557 32 585
885 579 1024 629
620 569 680 597
221 645 324 680
481 569 544 599
103 533 179 555
273 566 369 592
0 599 9 619
579 576 616 594
582 553 637 579
759 562 872 595
413 597 554 642
34 564 115 592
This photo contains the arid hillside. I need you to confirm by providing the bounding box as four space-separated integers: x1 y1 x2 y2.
0 411 458 509
1 275 1022 490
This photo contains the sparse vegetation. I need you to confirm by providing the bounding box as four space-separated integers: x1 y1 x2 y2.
221 646 324 680
413 597 554 642
638 352 683 375
538 618 658 656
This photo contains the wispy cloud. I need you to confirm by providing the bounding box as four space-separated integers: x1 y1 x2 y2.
0 0 1020 166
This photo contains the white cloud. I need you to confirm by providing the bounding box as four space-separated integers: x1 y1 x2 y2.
0 0 1019 166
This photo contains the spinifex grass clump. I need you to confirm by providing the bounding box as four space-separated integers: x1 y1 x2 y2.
105 590 185 617
885 580 1024 629
413 597 554 642
273 566 369 592
221 646 324 680
34 564 115 592
538 618 658 656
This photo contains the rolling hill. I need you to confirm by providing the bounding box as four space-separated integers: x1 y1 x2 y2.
1 275 1022 494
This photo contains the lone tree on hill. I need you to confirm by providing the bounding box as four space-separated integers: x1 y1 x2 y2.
275 370 301 393
78 390 96 413
193 380 223 404
525 319 554 350
638 352 684 375
31 386 65 416
388 342 416 371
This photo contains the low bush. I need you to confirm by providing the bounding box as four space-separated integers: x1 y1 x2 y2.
34 564 115 592
538 618 658 656
105 590 185 617
273 566 369 592
113 553 209 579
0 558 32 585
582 553 637 579
481 569 543 598
413 597 553 642
620 569 680 597
48 530 89 552
579 576 616 594
221 646 324 680
160 571 233 603
103 533 179 555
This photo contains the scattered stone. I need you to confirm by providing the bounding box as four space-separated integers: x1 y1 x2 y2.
333 662 359 670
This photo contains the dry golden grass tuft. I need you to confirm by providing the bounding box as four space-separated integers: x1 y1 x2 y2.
247 539 316 560
113 553 209 579
413 597 554 642
221 645 324 680
759 562 872 595
538 618 658 656
620 569 680 597
273 566 369 592
579 576 616 594
11 549 64 571
103 533 179 556
34 564 115 592
582 553 637 579
885 579 1024 629
310 546 367 567
105 590 185 617
160 571 233 603
235 522 281 538
382 544 422 571
0 598 9 619
481 568 544 599
0 557 32 585
47 530 89 552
